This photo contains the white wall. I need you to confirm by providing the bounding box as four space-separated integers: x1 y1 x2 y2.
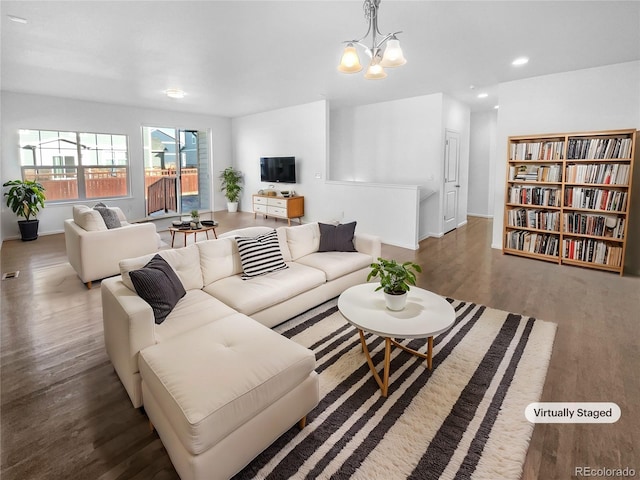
329 93 470 241
468 110 497 218
232 100 421 249
1 92 232 240
492 61 640 274
329 94 443 186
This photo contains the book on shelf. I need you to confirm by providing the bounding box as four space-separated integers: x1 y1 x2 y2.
509 185 561 206
567 137 632 160
564 187 628 212
512 164 562 182
565 163 630 185
505 230 559 256
510 140 565 161
562 238 623 267
562 213 624 239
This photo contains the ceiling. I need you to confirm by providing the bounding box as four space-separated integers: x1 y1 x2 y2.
2 1 639 118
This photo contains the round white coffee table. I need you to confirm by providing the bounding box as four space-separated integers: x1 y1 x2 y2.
338 283 455 397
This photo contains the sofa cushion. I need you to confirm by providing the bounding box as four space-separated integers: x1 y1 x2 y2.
129 254 186 324
318 222 357 252
236 230 288 279
203 262 325 316
285 223 320 261
120 244 203 292
138 313 316 455
72 205 107 231
154 290 237 343
197 237 243 286
296 251 374 281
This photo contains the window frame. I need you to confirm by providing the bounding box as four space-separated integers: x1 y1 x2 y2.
18 129 131 204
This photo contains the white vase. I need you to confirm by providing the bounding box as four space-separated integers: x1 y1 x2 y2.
384 291 408 311
227 202 238 213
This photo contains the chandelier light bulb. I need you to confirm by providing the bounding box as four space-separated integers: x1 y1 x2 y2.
337 44 363 73
165 88 186 99
380 38 407 68
364 61 387 80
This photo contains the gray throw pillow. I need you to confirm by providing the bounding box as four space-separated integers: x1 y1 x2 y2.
129 255 186 324
93 205 121 229
318 222 357 252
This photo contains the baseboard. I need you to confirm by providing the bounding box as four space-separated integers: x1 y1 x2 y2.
383 240 420 251
468 213 494 219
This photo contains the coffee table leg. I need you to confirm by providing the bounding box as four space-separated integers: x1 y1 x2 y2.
171 231 176 248
427 336 433 370
358 329 391 397
382 338 391 397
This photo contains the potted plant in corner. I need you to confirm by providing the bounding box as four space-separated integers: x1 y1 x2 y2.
219 167 243 213
3 179 46 241
367 257 422 311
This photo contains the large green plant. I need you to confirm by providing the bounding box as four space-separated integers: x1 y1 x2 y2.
219 167 243 203
367 257 422 295
3 179 46 221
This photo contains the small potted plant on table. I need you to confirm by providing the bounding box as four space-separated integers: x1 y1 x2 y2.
3 179 46 241
367 257 422 311
190 210 201 228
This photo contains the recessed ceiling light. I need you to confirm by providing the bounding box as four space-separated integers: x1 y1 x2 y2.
477 93 488 99
494 105 500 110
8 15 28 24
164 88 186 99
512 57 529 66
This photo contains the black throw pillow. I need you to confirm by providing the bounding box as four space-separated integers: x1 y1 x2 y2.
129 254 186 324
318 222 357 252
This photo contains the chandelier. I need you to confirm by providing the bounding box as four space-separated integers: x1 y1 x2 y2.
337 0 406 80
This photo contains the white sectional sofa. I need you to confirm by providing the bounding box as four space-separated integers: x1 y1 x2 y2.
100 222 381 480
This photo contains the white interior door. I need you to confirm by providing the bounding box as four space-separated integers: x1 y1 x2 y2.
443 130 460 234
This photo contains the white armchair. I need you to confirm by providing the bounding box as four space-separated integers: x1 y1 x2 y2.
64 205 160 288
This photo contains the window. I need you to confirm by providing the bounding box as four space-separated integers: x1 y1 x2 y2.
19 129 129 202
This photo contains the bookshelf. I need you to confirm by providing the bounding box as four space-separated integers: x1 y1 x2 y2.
503 129 636 275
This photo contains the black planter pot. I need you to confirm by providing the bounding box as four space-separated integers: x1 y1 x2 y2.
18 219 39 241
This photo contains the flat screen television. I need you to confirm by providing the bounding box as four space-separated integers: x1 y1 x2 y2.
260 156 296 183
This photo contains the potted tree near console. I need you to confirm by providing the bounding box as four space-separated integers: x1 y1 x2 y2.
3 179 46 241
367 257 422 311
219 167 243 213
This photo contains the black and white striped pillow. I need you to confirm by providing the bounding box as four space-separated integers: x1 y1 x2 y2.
236 230 288 279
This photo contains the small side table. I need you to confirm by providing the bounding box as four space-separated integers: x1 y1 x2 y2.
168 225 217 247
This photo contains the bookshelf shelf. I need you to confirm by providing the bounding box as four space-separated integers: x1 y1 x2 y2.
503 248 560 264
503 129 636 275
506 225 560 234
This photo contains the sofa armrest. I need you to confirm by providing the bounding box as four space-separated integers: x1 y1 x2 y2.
65 219 159 283
354 233 382 259
101 276 156 407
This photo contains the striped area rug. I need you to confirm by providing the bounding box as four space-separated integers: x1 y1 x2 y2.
234 297 556 480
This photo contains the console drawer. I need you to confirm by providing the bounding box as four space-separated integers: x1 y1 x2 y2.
268 198 287 208
267 206 287 217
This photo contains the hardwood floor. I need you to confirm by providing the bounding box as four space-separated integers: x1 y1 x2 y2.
1 214 638 479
